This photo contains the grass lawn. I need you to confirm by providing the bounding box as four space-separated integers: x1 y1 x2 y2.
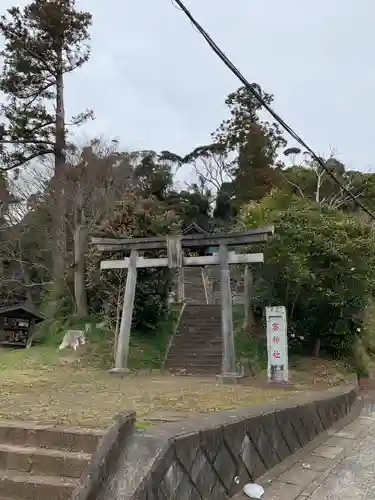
0 305 356 429
0 345 354 429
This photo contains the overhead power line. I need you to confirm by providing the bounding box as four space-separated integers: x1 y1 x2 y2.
172 0 375 221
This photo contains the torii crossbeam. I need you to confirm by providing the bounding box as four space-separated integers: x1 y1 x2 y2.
91 225 274 382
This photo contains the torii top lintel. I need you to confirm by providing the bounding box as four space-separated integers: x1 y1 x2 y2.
91 225 274 252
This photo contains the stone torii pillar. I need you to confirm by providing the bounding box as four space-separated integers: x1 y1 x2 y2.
109 249 138 375
218 242 239 383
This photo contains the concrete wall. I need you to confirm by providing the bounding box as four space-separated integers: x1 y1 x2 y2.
73 386 357 500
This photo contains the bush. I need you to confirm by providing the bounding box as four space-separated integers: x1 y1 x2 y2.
240 191 375 358
86 194 180 334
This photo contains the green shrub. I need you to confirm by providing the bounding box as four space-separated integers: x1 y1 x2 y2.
240 191 375 358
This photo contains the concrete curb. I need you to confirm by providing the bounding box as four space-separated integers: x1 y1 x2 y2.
232 393 371 500
70 410 135 500
91 385 357 500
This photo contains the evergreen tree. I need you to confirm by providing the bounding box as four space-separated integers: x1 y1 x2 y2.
0 0 92 278
0 0 92 173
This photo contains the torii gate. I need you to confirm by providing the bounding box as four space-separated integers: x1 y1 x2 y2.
91 225 274 382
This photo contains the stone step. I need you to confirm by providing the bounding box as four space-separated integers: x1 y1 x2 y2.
181 314 220 318
181 310 221 314
168 343 221 350
176 335 220 340
180 321 221 325
184 305 220 309
177 325 221 331
176 326 221 331
0 470 77 500
170 343 222 356
178 322 220 326
167 357 222 365
177 324 221 329
167 362 221 368
182 309 220 313
174 332 221 339
172 339 221 345
168 351 221 357
166 363 221 371
0 421 103 454
179 323 221 328
183 312 221 325
168 347 220 355
184 304 221 308
165 303 223 374
167 366 221 374
167 355 222 363
167 356 222 364
174 328 221 333
168 344 221 351
178 321 221 326
0 443 90 478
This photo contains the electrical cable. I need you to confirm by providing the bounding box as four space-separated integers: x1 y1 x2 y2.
172 0 375 221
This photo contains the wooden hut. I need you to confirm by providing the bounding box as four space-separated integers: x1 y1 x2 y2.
0 303 44 348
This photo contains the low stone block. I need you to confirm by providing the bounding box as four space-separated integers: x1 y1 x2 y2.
312 444 343 459
278 464 319 487
297 455 332 472
263 480 303 500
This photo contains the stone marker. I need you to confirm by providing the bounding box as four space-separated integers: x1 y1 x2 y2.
59 329 86 351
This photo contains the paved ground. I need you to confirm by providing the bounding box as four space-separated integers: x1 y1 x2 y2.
235 396 375 500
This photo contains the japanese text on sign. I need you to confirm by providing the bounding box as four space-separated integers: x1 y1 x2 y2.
266 307 288 382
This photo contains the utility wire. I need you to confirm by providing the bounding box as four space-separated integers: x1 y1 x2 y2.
172 0 375 221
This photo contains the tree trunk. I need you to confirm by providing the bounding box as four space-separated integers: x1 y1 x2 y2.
18 246 33 304
52 54 67 280
242 266 254 331
73 186 88 318
313 338 321 357
73 223 88 318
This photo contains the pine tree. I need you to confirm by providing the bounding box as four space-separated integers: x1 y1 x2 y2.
0 0 92 279
213 84 286 205
0 0 92 173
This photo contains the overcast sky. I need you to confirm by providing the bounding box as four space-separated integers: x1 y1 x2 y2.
3 0 375 172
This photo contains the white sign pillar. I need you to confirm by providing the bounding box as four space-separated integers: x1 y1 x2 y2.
266 306 288 383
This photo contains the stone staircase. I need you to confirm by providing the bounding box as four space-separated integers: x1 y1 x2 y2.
183 267 207 304
165 264 246 375
207 266 245 304
165 304 222 374
165 266 227 374
0 420 103 500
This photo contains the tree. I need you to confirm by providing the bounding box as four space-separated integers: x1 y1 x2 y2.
132 150 174 201
0 171 15 225
0 0 92 277
281 149 375 213
240 191 375 357
213 84 286 205
167 186 211 231
0 0 92 171
86 193 180 340
213 181 237 222
64 140 134 318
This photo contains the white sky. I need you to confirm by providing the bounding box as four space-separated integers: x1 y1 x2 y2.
2 0 375 177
